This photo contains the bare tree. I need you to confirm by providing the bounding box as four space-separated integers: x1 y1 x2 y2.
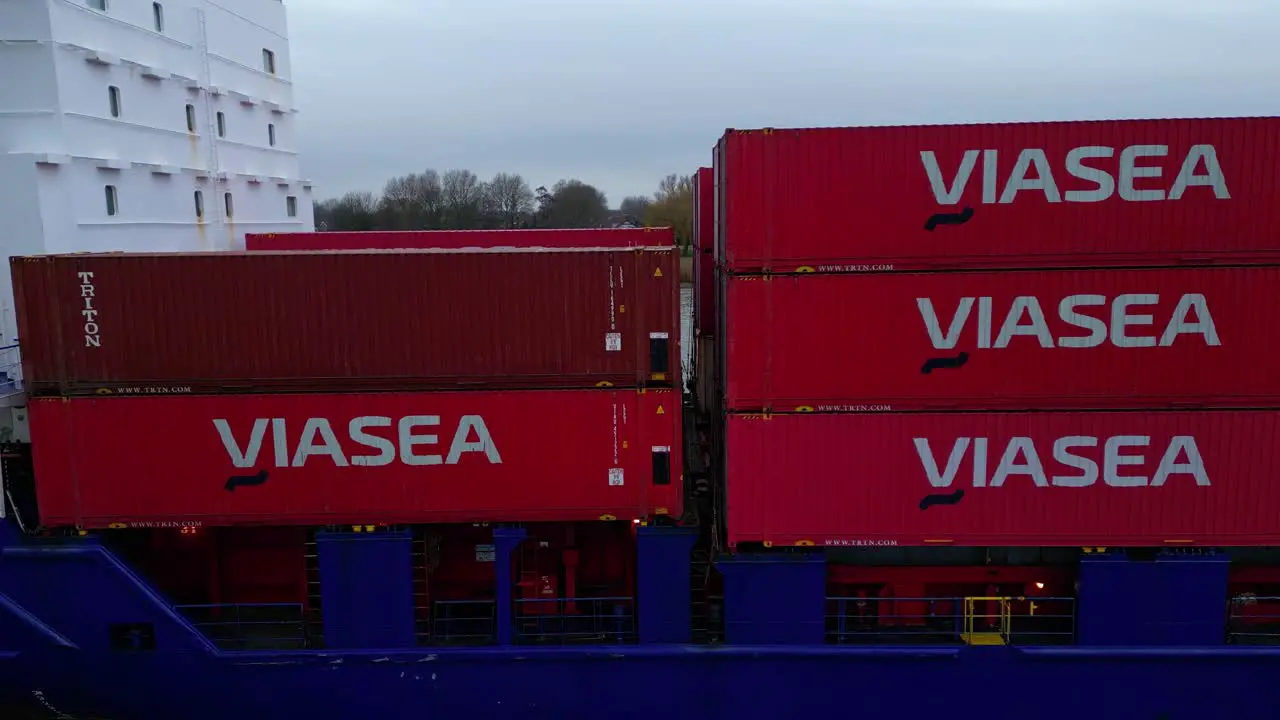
654 173 694 204
316 191 378 231
644 173 695 249
485 173 535 228
314 169 635 232
440 169 486 229
378 171 442 229
343 190 379 214
619 196 652 224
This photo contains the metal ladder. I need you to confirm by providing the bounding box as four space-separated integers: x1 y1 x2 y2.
302 530 324 646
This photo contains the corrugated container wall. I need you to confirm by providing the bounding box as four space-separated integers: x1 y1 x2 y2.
29 388 683 528
726 410 1280 548
692 167 715 336
13 248 680 396
245 227 675 251
716 117 1280 273
725 265 1280 411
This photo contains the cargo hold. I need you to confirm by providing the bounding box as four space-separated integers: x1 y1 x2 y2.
29 388 683 528
13 248 680 396
245 227 674 251
726 410 1280 548
725 265 1279 411
716 117 1280 273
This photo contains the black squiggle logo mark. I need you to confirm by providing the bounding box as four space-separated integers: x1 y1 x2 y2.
225 470 269 492
924 206 974 231
921 351 969 374
919 489 964 510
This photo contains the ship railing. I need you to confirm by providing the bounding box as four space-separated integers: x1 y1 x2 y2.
514 595 636 645
825 595 1076 646
0 343 21 395
1227 594 1280 645
175 602 310 651
425 599 498 646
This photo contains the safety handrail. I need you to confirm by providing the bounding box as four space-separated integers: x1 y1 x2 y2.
826 594 1076 646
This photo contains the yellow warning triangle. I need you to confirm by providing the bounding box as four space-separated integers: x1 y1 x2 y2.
656 405 665 415
653 267 663 278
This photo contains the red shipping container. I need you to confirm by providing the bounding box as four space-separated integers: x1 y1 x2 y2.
726 265 1279 411
13 248 679 396
694 168 714 254
245 227 674 252
692 167 715 336
716 117 1280 273
726 410 1280 548
29 387 683 528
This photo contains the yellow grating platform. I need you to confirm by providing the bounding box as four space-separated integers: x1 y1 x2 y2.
961 632 1006 646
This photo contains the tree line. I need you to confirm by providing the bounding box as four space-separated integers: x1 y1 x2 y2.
314 170 697 250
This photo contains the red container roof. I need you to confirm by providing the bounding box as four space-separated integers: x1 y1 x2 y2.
245 227 676 252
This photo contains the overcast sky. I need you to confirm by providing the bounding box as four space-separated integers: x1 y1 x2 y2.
286 0 1280 205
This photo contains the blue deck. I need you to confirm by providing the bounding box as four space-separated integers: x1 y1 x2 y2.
1 523 1277 719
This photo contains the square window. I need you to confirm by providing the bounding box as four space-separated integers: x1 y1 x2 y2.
105 185 118 216
286 195 297 217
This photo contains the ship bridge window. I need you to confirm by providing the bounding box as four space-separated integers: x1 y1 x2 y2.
105 185 118 216
194 190 204 219
268 123 276 147
87 0 107 11
185 104 196 132
286 195 297 217
152 2 164 32
263 49 276 75
224 192 234 219
108 86 121 118
216 112 226 138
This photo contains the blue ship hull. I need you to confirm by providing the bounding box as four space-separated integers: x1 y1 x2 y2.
1 522 1277 719
6 645 1280 720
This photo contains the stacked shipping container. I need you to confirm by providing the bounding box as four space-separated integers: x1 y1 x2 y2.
15 232 684 528
30 388 681 528
715 117 1280 548
15 249 679 395
691 167 717 414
